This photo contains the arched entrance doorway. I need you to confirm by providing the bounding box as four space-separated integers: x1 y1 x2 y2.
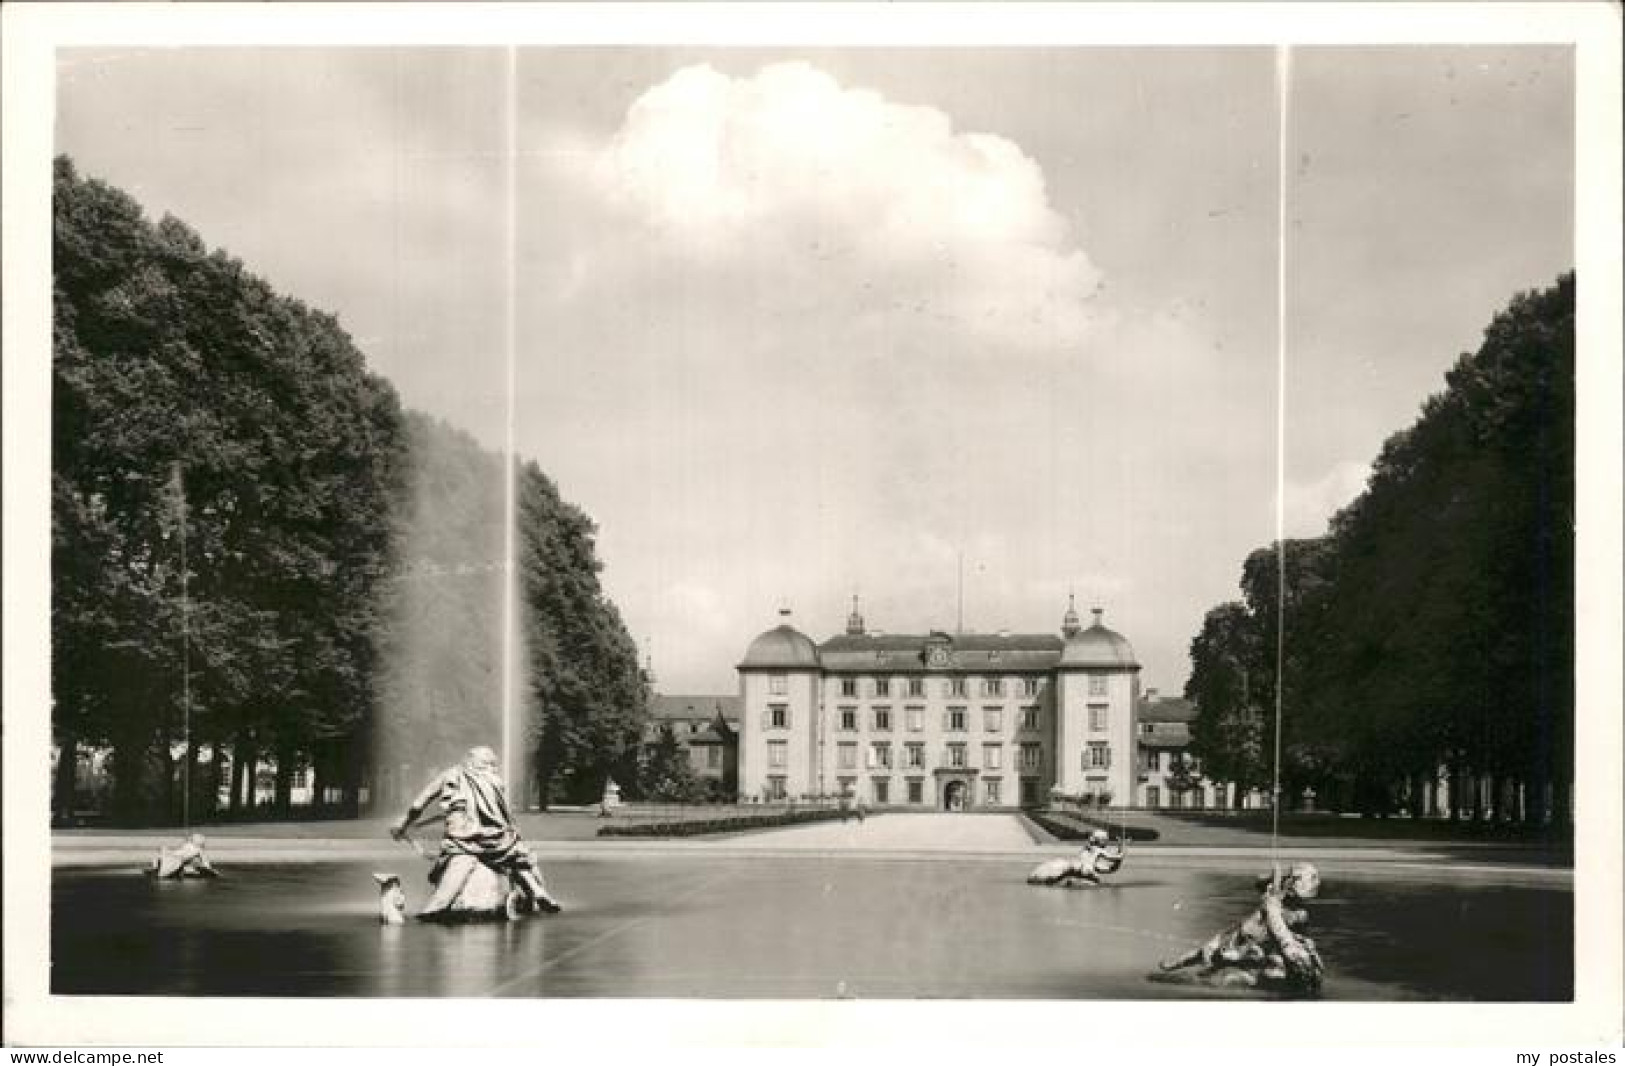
944 780 967 812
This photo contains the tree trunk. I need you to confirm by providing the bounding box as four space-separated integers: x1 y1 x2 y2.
273 742 294 816
1491 773 1510 824
228 740 243 814
231 736 256 815
156 734 177 825
309 752 327 813
54 735 79 824
181 737 201 825
342 737 364 818
206 741 227 820
110 735 148 826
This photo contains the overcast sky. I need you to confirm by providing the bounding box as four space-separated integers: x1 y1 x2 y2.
55 46 1573 694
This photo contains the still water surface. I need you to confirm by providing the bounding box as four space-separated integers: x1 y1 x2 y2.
52 857 1570 999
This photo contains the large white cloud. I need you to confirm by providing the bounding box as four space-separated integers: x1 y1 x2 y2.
579 61 1103 353
529 60 1269 693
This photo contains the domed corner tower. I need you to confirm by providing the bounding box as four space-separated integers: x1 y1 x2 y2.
1053 604 1141 809
736 607 821 803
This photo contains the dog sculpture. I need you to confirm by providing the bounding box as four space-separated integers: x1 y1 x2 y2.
374 873 408 925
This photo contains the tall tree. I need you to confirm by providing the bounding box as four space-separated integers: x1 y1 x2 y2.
1185 602 1268 794
1184 274 1573 823
637 725 705 803
519 460 647 806
54 156 404 822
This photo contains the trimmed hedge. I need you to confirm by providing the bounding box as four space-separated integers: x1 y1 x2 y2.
1026 808 1160 843
597 808 853 838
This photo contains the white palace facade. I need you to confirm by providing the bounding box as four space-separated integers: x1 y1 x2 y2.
737 599 1141 811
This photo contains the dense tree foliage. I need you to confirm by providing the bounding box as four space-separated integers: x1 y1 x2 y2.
1185 275 1574 824
1185 602 1269 793
52 157 646 822
518 460 649 806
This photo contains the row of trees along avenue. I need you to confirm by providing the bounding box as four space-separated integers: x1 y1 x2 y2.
1186 273 1573 825
52 156 649 824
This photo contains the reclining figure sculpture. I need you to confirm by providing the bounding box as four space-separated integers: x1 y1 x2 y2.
1155 861 1325 998
146 833 220 879
1027 829 1125 888
390 746 561 922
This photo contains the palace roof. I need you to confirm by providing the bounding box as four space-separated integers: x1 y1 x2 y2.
739 614 821 669
817 631 1064 672
648 694 742 723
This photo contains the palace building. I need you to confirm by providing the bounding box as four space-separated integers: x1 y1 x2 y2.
736 598 1141 811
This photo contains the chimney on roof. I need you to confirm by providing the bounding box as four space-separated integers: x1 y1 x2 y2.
1091 607 1104 626
1145 687 1158 701
997 628 1011 638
